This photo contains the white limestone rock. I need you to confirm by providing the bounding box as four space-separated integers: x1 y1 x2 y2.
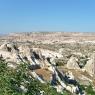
67 56 80 69
84 53 95 76
66 71 75 80
56 85 63 93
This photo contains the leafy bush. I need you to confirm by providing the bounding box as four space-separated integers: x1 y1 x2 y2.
86 85 95 95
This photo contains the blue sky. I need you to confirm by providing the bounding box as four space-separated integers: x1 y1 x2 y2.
0 0 95 34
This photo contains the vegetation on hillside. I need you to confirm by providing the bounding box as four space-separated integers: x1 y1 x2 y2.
0 58 69 95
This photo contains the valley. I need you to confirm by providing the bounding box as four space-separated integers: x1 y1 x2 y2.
1 32 95 95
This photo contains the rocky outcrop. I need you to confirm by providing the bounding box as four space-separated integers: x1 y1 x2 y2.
66 56 80 69
0 42 18 52
0 43 85 94
84 53 95 76
0 43 64 69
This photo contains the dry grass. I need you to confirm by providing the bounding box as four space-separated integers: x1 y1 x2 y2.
34 68 52 81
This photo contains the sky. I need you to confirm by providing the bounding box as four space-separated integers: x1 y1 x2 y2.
0 0 95 34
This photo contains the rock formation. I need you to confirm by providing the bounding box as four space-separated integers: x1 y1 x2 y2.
66 56 80 69
84 53 95 76
0 43 86 94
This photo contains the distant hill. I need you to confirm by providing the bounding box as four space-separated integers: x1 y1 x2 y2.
1 32 95 44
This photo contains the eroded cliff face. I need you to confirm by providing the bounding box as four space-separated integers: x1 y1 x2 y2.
1 32 95 95
1 42 95 95
66 56 80 70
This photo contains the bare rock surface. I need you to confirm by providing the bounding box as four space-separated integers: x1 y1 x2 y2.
66 56 80 70
84 53 95 76
1 32 95 94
